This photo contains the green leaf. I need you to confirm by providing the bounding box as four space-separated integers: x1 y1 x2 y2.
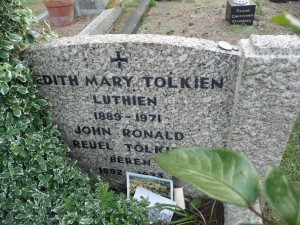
9 33 22 42
0 82 9 95
26 33 35 43
37 99 48 106
3 45 14 50
264 166 300 225
13 167 23 176
12 144 21 155
189 197 202 212
36 155 47 171
271 13 300 33
11 106 22 117
19 149 27 158
36 155 45 164
0 172 10 179
154 148 261 207
0 50 9 59
17 86 28 94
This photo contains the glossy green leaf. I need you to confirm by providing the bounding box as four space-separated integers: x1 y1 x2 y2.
17 86 28 94
12 167 23 176
0 82 9 95
11 106 22 117
0 50 9 59
9 33 22 42
26 33 35 43
37 99 48 106
154 147 261 207
264 167 300 225
19 149 27 158
11 144 21 155
3 44 14 50
271 13 300 33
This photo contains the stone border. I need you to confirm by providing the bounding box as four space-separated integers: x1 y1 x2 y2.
120 0 151 34
36 0 150 35
36 6 122 36
78 7 122 35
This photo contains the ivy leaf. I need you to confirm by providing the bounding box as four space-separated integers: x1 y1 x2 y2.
13 167 24 176
154 148 261 208
12 144 22 155
37 99 48 106
0 114 4 126
8 13 20 22
0 172 11 179
0 82 9 95
17 86 28 94
264 166 300 225
9 33 22 42
26 33 35 43
36 155 47 171
19 149 27 158
0 50 9 59
3 44 14 50
11 106 22 117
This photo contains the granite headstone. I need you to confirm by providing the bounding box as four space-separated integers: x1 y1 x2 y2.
25 34 300 224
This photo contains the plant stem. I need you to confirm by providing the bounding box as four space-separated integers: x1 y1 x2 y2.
249 206 264 219
208 200 217 225
248 206 271 223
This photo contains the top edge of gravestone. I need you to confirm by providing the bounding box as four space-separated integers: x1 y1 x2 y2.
26 34 240 55
240 34 300 56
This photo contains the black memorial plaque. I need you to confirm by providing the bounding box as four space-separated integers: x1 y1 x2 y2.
225 0 256 25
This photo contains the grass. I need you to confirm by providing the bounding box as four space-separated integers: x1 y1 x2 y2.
264 114 300 224
22 0 45 16
225 24 261 36
160 22 175 34
139 21 150 32
281 114 300 184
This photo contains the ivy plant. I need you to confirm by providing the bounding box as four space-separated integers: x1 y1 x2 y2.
154 147 300 225
0 0 149 224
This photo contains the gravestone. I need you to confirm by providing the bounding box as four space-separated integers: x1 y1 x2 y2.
75 0 109 16
225 0 256 25
25 34 300 224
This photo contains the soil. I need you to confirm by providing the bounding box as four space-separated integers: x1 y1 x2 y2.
39 0 300 43
35 15 97 38
150 197 223 225
137 0 300 44
172 197 224 225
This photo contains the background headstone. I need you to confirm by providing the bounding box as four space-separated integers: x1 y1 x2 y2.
75 0 109 16
225 0 256 25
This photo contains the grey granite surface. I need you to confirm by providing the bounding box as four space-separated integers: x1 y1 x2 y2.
25 34 300 225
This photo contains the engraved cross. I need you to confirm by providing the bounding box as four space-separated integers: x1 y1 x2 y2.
110 50 128 68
